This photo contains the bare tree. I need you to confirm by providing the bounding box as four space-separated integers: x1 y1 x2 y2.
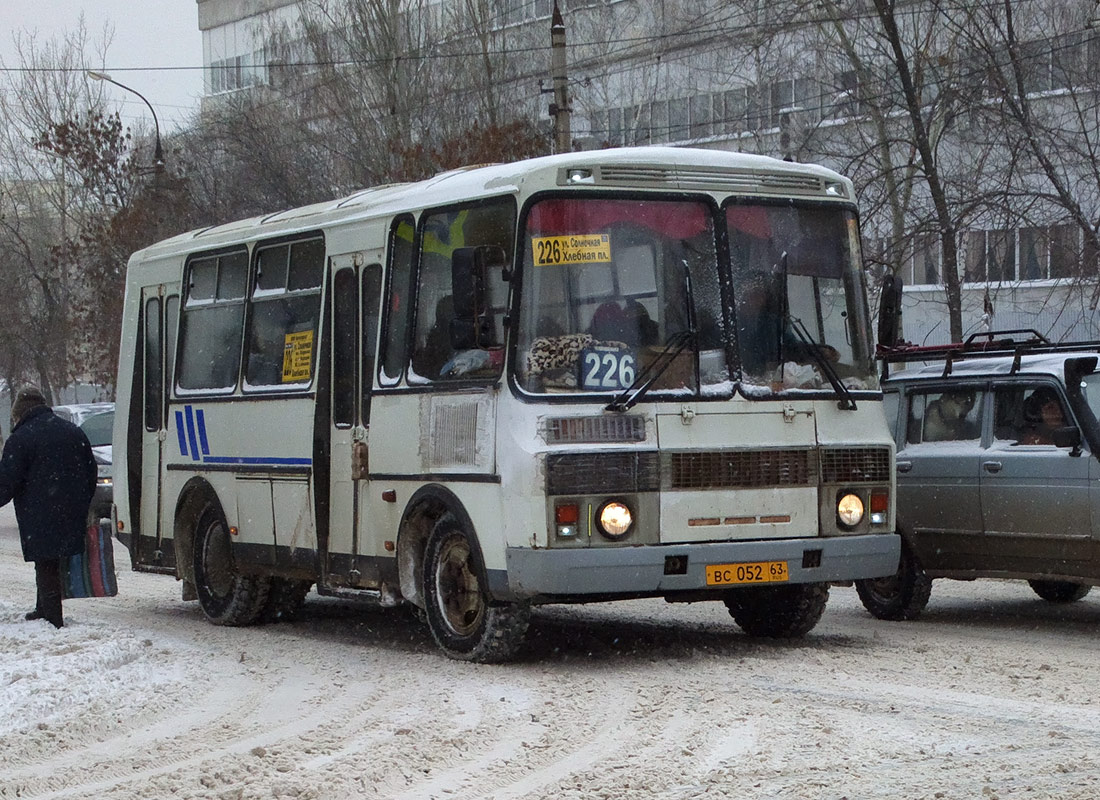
0 21 110 399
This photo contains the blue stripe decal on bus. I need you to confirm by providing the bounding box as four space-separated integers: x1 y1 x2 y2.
175 411 188 457
196 409 210 455
184 406 200 462
169 405 310 467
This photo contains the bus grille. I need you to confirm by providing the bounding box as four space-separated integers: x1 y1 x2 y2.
665 449 816 489
820 447 892 483
544 447 890 495
546 452 660 495
545 415 646 444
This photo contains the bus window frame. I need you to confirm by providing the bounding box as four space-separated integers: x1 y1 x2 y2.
406 194 517 387
505 189 727 404
175 245 250 396
241 232 326 395
379 214 418 388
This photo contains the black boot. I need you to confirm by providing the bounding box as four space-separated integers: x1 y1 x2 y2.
25 609 43 621
34 559 64 629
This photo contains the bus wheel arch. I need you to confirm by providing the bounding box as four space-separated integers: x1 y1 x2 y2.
173 478 269 626
173 477 220 595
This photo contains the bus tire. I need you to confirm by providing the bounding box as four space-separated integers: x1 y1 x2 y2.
192 501 270 626
422 514 529 663
724 582 829 638
854 540 932 620
262 578 313 622
1028 579 1091 603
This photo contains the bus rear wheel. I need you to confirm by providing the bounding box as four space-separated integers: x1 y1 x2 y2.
422 515 530 663
192 501 269 626
724 582 829 638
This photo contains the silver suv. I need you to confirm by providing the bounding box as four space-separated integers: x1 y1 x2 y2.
856 334 1099 619
53 402 115 521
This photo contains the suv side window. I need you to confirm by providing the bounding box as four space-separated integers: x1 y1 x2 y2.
993 384 1071 446
906 388 981 444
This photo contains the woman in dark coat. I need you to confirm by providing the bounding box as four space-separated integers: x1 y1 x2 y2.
0 386 98 627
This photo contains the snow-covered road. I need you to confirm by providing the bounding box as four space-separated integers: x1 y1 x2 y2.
2 505 1098 800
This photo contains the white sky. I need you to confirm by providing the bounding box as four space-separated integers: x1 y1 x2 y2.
0 0 204 132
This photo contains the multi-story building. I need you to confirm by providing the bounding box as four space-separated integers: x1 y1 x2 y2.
195 0 1100 345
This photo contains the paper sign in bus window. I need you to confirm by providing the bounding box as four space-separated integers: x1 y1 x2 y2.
282 330 314 382
532 234 611 266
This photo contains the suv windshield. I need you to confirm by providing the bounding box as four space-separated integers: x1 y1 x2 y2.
514 196 725 396
80 411 113 447
726 202 877 394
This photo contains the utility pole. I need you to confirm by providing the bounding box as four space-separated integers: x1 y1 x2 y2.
550 0 571 153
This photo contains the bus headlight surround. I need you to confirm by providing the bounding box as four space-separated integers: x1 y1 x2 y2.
837 493 864 528
596 500 633 540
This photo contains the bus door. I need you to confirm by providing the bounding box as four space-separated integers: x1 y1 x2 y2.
138 286 179 571
327 255 382 586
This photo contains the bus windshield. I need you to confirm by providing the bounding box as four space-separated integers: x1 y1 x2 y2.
514 195 877 398
515 196 727 396
726 202 878 394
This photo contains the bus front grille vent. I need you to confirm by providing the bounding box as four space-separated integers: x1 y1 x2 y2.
665 449 816 490
545 451 660 495
820 447 892 483
544 415 646 444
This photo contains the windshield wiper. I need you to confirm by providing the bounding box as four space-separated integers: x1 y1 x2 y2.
606 263 699 413
605 330 695 412
787 314 857 411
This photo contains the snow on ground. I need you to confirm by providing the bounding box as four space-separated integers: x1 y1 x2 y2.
2 500 1100 800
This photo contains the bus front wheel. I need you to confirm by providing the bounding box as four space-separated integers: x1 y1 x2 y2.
422 514 530 663
192 501 270 626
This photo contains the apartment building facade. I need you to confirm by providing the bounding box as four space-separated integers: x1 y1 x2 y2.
195 0 1100 345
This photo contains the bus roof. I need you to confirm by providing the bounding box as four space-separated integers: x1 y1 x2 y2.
130 146 854 263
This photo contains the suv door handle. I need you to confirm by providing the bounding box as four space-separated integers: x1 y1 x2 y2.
982 460 1003 473
896 460 912 473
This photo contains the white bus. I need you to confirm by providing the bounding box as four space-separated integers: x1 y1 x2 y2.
113 146 899 662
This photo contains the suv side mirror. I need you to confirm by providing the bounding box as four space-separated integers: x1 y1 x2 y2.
1053 425 1083 452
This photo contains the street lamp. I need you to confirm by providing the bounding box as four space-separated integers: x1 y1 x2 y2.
86 70 165 171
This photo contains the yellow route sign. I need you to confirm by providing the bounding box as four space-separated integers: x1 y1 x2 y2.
532 234 611 266
282 330 314 382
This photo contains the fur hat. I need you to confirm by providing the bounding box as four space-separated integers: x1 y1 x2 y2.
11 386 47 426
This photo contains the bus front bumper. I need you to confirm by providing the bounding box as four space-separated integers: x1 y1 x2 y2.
497 533 899 600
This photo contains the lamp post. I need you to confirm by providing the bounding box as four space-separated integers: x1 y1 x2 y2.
86 70 165 171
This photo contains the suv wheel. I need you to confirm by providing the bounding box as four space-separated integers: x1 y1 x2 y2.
1028 579 1091 603
855 540 932 620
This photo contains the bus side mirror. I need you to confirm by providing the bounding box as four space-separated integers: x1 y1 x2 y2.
877 272 903 349
450 246 504 350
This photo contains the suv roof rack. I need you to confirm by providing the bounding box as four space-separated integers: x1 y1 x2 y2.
878 329 1100 379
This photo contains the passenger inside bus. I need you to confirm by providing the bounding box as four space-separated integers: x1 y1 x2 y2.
588 299 659 347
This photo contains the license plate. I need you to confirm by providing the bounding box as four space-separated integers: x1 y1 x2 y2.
706 560 789 586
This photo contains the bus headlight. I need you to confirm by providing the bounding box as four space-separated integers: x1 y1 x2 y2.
596 500 633 540
837 493 864 528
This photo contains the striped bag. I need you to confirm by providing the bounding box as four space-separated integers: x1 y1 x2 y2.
62 521 119 598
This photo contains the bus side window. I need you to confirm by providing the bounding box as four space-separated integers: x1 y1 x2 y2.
245 237 324 390
380 215 416 386
177 250 248 392
409 199 515 382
